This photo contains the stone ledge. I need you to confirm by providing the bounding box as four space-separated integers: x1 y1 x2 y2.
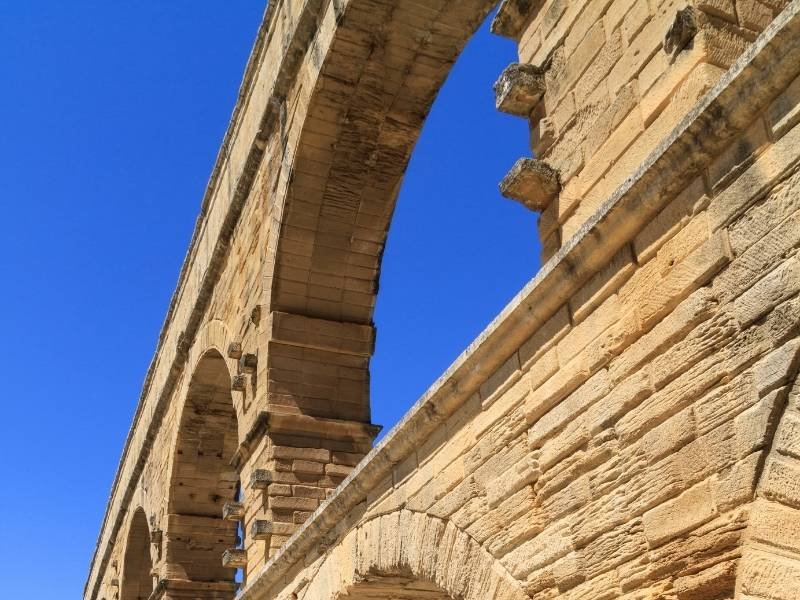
491 0 541 40
238 3 800 598
494 62 546 116
500 158 561 211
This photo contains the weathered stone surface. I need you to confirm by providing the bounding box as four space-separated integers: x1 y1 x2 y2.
84 2 800 600
494 62 546 116
499 158 561 211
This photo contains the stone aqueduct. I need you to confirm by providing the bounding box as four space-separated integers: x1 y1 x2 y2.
86 0 800 598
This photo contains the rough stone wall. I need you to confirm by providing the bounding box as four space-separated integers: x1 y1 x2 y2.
495 0 789 261
85 1 800 599
236 3 800 599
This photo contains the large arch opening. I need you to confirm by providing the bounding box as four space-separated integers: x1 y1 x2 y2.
165 349 240 591
263 0 534 439
120 508 153 600
369 7 535 436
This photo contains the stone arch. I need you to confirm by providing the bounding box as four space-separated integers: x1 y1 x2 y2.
257 0 505 461
163 347 241 591
266 0 499 326
120 507 154 600
735 339 800 600
295 510 528 600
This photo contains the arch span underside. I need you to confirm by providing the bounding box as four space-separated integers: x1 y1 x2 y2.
121 508 154 600
267 0 499 326
164 349 240 587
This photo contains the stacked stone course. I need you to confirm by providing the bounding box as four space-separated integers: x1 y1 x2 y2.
85 1 800 599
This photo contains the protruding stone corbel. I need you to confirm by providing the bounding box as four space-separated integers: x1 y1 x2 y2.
251 520 297 540
222 548 247 569
249 469 272 490
664 7 697 57
494 63 546 116
491 0 535 40
227 342 243 360
110 578 119 588
231 374 246 392
223 501 245 521
239 353 258 375
499 158 561 211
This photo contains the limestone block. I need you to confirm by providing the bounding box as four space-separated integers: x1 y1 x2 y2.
713 452 760 511
708 117 771 191
608 0 690 94
573 29 623 108
605 0 635 37
664 7 698 57
580 104 645 196
672 559 737 600
531 115 557 156
713 211 800 307
754 339 800 397
709 118 800 231
623 1 652 44
641 406 695 463
231 374 246 392
528 368 609 449
736 0 777 30
728 168 800 257
570 244 636 324
633 176 708 263
251 520 298 540
749 498 800 553
609 286 717 384
585 369 653 433
467 485 532 544
222 548 247 569
623 229 732 331
582 519 649 580
486 452 541 508
741 550 800 600
491 0 535 40
697 0 737 22
494 63 546 116
762 456 800 508
239 353 257 374
642 479 718 547
501 520 574 579
693 369 758 436
226 342 243 359
776 412 800 460
222 501 245 521
767 71 800 138
250 469 272 490
500 158 561 211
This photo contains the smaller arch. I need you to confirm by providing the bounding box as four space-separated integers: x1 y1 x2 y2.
121 508 154 600
294 510 528 600
164 348 241 589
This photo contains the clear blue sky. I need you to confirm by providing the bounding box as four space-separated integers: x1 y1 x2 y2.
0 3 538 597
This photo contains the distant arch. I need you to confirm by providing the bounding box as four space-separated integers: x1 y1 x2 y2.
120 508 153 600
164 348 240 589
295 510 527 600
